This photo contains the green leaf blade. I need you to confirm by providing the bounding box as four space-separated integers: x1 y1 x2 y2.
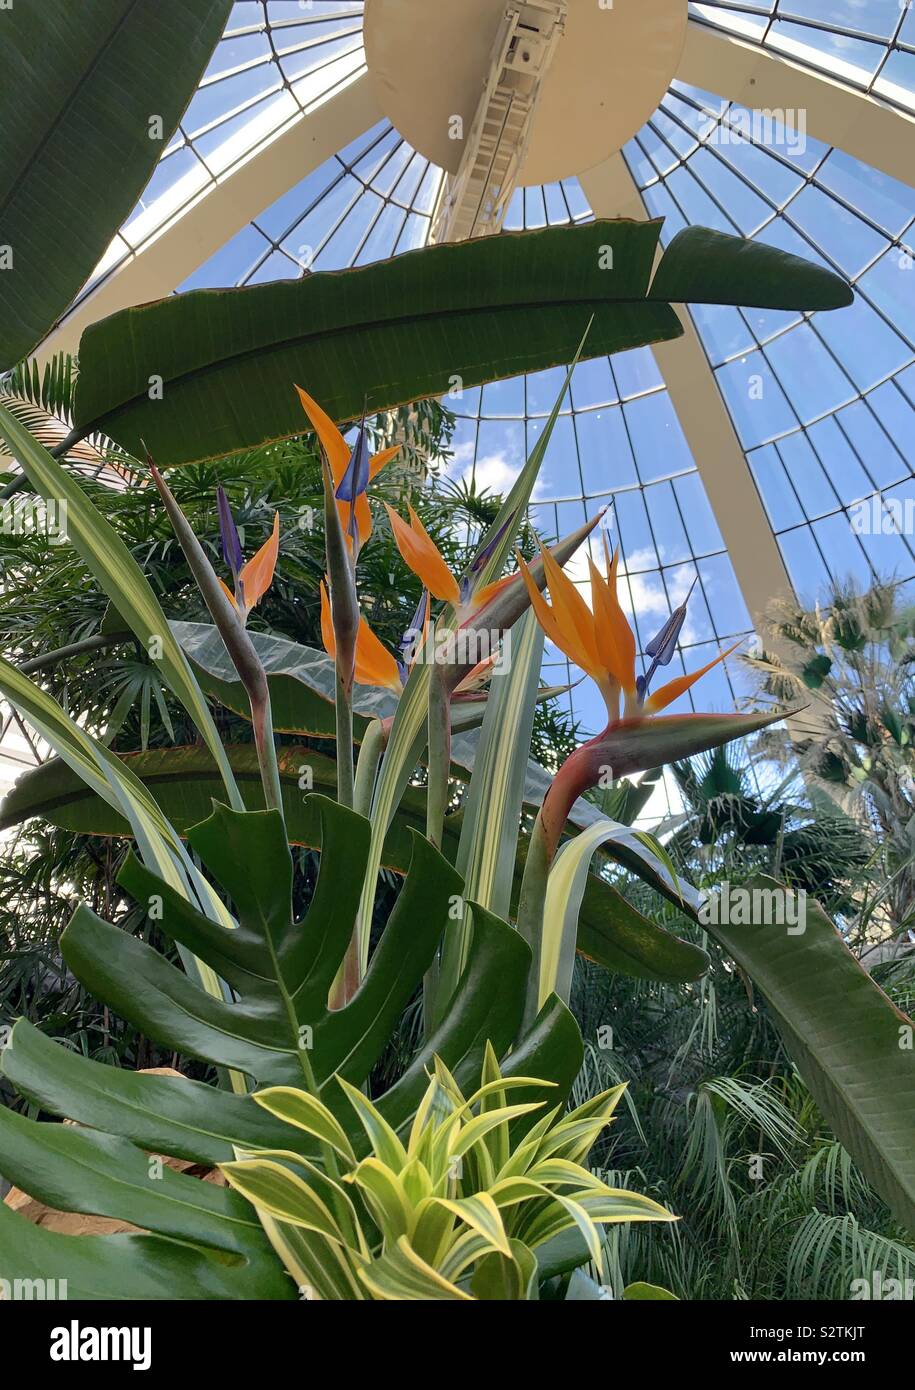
0 0 233 368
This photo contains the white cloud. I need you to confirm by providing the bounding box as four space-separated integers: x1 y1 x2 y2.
563 543 707 650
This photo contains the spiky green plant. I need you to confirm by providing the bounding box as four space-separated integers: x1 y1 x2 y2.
220 1045 675 1300
746 577 915 940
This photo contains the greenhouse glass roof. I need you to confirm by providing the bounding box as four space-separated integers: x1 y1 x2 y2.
689 1 915 112
4 0 913 804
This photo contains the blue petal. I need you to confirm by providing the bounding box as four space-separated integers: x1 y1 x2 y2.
470 508 517 575
645 608 687 665
399 590 429 664
644 578 698 666
217 486 244 577
335 421 371 503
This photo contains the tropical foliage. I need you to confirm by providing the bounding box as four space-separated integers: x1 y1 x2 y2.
748 578 915 946
1 5 911 1303
220 1047 674 1301
568 760 915 1299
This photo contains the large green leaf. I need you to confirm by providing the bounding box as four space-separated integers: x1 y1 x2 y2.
73 221 668 462
586 855 915 1234
174 620 397 738
0 745 709 988
1 1021 314 1168
454 611 545 921
0 1105 282 1269
0 1 232 369
537 817 698 1011
26 793 576 1103
623 1281 679 1301
707 876 915 1234
0 1197 292 1301
172 619 569 740
648 226 853 310
61 797 454 1089
172 619 569 746
436 612 546 1017
71 222 851 465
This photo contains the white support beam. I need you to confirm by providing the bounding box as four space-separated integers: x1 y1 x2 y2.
579 152 794 632
680 20 915 187
430 1 568 242
36 72 381 363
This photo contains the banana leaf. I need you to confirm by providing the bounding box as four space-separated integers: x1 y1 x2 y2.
71 222 852 465
0 0 232 368
708 876 915 1235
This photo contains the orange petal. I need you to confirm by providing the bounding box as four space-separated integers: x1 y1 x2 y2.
644 641 742 715
516 552 596 675
217 576 239 611
369 445 401 481
385 503 461 606
353 493 373 549
540 545 602 673
588 552 637 694
323 579 402 691
295 385 350 485
470 573 515 612
354 616 403 692
238 512 279 611
455 653 498 693
319 580 336 661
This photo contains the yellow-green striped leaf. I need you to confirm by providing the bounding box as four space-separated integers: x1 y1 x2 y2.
358 1236 473 1301
0 405 242 810
253 1088 356 1163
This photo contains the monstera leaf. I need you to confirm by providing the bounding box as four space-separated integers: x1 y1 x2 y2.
0 796 582 1298
0 747 710 990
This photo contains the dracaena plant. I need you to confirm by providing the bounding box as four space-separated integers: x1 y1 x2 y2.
220 1045 675 1301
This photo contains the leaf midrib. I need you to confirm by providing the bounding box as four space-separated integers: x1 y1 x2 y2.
80 294 678 435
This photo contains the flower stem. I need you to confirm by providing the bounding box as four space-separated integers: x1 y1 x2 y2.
426 657 451 849
252 686 283 814
516 733 607 1014
328 724 388 1010
322 457 358 812
422 657 453 1036
354 717 387 820
335 669 355 810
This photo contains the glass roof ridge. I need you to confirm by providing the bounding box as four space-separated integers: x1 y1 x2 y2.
688 2 915 114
